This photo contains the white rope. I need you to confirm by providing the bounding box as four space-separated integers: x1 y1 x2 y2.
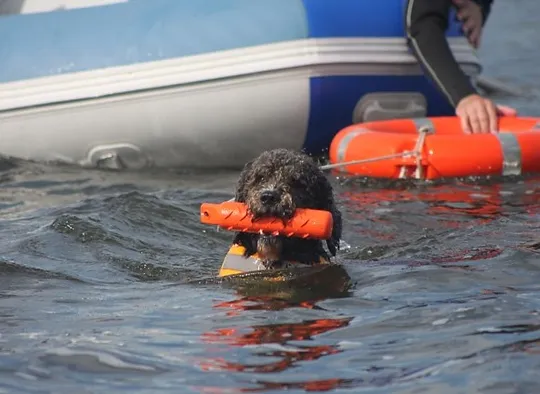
412 126 429 179
320 126 432 180
319 151 414 170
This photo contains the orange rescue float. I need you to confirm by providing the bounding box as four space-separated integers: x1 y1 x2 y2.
328 116 540 180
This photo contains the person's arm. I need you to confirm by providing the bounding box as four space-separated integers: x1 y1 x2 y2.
404 0 477 108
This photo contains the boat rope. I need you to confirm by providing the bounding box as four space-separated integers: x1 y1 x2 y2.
319 125 432 180
319 151 411 170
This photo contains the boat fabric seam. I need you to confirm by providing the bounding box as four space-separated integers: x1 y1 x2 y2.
0 64 481 116
0 37 479 111
0 37 478 89
0 37 478 88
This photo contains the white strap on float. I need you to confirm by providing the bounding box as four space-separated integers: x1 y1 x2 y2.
493 119 540 176
334 128 370 164
321 118 433 180
495 133 522 176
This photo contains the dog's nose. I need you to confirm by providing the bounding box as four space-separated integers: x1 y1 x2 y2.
260 190 279 204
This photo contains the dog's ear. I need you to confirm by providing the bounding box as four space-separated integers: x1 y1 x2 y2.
234 160 254 202
326 203 342 256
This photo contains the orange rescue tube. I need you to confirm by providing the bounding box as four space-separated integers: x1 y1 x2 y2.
329 116 540 180
200 201 333 240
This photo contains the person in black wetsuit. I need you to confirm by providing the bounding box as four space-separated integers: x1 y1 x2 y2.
405 0 506 135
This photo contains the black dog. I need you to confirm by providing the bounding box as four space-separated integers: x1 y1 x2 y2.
233 148 342 268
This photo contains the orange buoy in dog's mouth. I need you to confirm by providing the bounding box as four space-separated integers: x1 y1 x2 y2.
200 201 333 240
200 201 335 278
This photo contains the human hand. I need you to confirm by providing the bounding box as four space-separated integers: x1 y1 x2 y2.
453 0 484 48
456 94 517 134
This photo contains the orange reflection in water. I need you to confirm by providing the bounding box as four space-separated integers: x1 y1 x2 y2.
211 296 321 317
340 178 540 251
341 183 504 226
195 291 353 392
241 377 356 392
195 378 357 394
202 313 351 349
341 177 540 224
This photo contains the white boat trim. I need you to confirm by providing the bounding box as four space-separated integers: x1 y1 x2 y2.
0 0 129 15
0 37 480 112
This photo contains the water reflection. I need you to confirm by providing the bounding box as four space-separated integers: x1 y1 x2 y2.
341 182 504 224
340 177 540 223
241 377 358 392
196 267 355 392
200 300 353 391
338 177 540 263
201 315 352 373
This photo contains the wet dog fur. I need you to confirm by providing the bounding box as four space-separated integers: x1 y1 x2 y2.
233 148 342 269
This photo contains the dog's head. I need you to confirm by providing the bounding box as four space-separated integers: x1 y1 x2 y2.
234 149 342 258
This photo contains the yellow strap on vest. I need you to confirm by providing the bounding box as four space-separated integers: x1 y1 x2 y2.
218 244 329 277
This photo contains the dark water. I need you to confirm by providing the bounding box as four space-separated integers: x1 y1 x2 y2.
1 2 540 393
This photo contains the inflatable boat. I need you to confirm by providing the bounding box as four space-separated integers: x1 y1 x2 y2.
0 0 481 170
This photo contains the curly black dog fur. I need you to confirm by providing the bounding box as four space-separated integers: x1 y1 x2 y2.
233 148 342 268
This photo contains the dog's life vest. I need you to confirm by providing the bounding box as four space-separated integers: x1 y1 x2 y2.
218 244 330 277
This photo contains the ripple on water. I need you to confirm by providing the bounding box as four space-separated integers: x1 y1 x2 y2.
0 168 539 393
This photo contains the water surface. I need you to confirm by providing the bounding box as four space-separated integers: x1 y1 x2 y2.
1 2 540 393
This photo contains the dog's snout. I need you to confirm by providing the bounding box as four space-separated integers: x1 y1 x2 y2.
260 190 279 205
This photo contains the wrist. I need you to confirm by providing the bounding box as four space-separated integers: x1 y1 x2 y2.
457 93 479 107
452 84 479 108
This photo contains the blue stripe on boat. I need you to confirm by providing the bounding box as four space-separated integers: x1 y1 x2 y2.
0 0 308 83
302 0 465 38
302 0 408 38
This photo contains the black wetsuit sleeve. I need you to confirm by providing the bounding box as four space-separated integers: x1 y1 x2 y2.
404 0 477 108
472 0 494 24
